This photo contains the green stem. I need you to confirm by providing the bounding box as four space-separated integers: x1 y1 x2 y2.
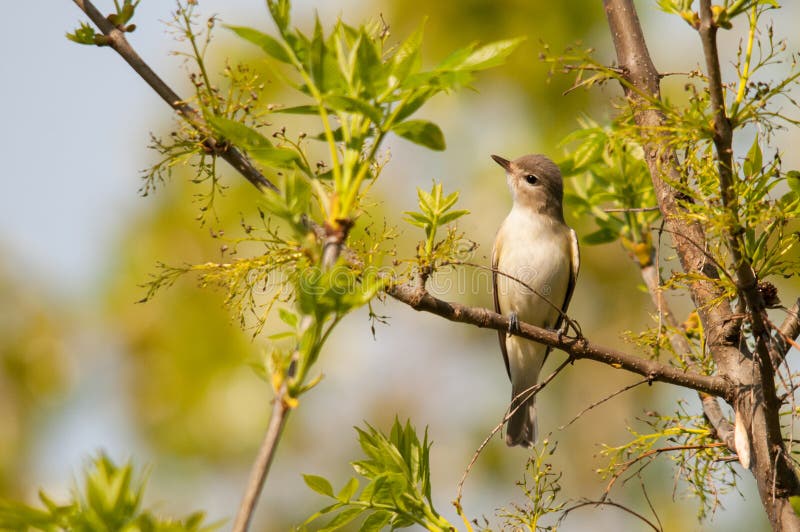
181 7 217 115
729 5 757 119
337 92 415 218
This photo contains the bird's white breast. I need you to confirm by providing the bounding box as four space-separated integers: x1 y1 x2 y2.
494 206 571 329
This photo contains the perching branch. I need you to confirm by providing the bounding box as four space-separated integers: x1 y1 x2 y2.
71 0 277 193
386 281 733 400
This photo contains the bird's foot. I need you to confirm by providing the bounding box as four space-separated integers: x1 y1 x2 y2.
507 312 520 336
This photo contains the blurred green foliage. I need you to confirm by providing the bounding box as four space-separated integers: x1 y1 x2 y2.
0 453 214 532
105 180 268 460
0 265 69 496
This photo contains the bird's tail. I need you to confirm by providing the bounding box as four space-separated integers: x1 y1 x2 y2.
505 389 537 448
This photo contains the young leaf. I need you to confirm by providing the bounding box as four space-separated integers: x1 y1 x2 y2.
787 170 800 194
391 21 425 85
359 510 392 532
207 116 300 169
438 209 470 225
207 116 272 149
391 120 446 151
582 227 619 245
325 95 383 124
249 146 302 169
303 474 335 497
457 37 527 71
226 25 292 63
66 22 98 46
744 136 763 177
319 507 362 532
336 477 359 502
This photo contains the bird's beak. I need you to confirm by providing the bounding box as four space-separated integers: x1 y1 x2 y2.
491 154 511 171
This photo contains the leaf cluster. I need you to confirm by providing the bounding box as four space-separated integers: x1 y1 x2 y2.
403 181 469 263
561 118 659 248
67 1 139 45
301 419 453 532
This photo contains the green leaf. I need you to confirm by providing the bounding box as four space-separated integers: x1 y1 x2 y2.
791 496 800 519
278 308 298 328
354 32 382 95
436 42 478 71
266 0 291 32
438 209 470 225
226 25 292 63
207 116 272 149
572 131 606 170
394 88 437 122
274 105 325 114
457 37 526 71
336 477 359 502
391 22 425 84
66 22 98 45
319 507 363 532
786 170 800 194
391 120 446 151
208 116 300 169
402 211 430 227
744 136 763 177
360 511 392 532
325 95 383 124
303 474 335 498
582 227 619 245
249 147 301 169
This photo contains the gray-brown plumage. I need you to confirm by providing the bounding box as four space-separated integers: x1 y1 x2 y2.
491 154 579 447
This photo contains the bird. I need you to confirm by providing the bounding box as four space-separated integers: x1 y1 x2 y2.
491 153 580 448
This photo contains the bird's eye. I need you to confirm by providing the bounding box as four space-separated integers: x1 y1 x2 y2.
525 174 539 185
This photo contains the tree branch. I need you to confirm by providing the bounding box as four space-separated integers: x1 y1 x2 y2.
386 282 733 400
71 0 277 193
232 391 290 532
778 298 800 358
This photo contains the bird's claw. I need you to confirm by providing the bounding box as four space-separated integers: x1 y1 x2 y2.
507 312 520 336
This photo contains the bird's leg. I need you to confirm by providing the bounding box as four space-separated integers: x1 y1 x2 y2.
507 311 520 337
557 320 568 343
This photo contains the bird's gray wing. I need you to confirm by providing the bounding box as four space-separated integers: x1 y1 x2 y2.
545 228 581 359
492 240 511 379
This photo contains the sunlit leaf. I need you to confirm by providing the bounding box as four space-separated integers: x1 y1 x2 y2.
457 37 527 71
226 25 292 63
391 120 445 151
303 474 334 497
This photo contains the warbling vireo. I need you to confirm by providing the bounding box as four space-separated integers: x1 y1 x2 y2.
491 154 580 448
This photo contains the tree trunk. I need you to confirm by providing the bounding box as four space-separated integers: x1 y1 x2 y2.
602 1 800 529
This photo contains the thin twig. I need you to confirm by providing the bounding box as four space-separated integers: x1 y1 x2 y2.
454 357 572 507
557 498 662 532
558 378 650 430
603 443 727 497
